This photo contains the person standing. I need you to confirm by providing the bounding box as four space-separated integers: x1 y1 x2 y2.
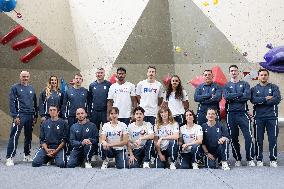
89 67 111 131
136 66 164 125
194 70 222 126
251 68 281 167
107 67 137 125
6 71 38 166
223 65 255 167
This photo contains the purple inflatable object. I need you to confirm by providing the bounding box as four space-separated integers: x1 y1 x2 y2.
260 45 284 73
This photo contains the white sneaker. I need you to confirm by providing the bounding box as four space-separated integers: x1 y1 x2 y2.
91 155 98 162
247 160 256 167
6 158 14 166
192 163 199 170
257 161 263 167
101 160 109 169
235 161 241 167
85 162 92 169
221 162 230 171
143 162 150 168
170 162 176 170
23 155 32 162
270 161 278 168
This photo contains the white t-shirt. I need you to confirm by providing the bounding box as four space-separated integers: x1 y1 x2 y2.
128 121 154 149
179 124 203 153
154 122 179 151
164 90 188 116
101 121 128 150
108 81 136 118
136 80 164 117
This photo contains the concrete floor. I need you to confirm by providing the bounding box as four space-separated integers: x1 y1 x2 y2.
1 140 284 189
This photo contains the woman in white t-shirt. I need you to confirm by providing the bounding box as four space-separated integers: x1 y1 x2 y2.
179 110 203 169
99 107 129 169
163 75 189 127
128 107 154 168
154 107 179 169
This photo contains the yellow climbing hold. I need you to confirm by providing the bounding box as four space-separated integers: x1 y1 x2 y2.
213 0 219 5
174 46 182 53
202 2 209 6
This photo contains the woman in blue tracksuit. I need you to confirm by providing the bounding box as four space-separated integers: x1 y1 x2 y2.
39 75 63 122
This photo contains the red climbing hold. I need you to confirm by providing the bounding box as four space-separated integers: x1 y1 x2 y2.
0 24 23 45
20 44 43 63
12 36 38 51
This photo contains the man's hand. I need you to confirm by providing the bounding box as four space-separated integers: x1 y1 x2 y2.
206 153 215 160
182 144 191 152
82 139 92 145
102 141 110 150
158 153 166 162
14 117 21 126
266 96 273 100
46 149 55 157
128 155 137 165
218 137 228 144
41 117 46 123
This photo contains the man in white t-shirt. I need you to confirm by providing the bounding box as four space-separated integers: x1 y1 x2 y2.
136 66 164 125
107 67 137 125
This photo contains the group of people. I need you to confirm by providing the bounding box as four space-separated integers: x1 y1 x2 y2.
4 65 281 170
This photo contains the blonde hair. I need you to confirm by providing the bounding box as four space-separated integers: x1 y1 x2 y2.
45 76 60 98
156 107 175 129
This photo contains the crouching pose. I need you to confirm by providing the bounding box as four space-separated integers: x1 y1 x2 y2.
179 110 203 169
154 107 179 169
32 105 68 168
67 108 99 168
99 107 129 169
202 109 230 170
128 107 154 168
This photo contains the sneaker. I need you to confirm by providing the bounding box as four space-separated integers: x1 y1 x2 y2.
257 161 263 167
91 155 98 162
169 162 176 170
6 158 14 166
85 162 92 169
23 155 32 162
221 162 230 171
235 161 241 167
192 163 199 170
143 162 150 168
247 160 256 167
101 161 109 169
270 161 278 168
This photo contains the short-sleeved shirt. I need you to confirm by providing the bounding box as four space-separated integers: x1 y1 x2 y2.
107 81 136 118
101 121 128 150
128 121 154 149
179 124 203 153
154 122 179 151
164 90 188 116
136 80 164 117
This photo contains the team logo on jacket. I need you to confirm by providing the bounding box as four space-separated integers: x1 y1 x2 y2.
216 128 220 132
30 91 33 93
104 86 107 89
48 125 50 129
86 128 89 132
240 85 243 88
269 89 272 93
212 88 215 91
76 130 79 133
93 87 96 90
20 89 23 92
230 86 233 88
257 91 260 94
57 125 60 130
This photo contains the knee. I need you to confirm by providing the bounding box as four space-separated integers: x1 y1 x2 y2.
32 159 42 167
56 161 66 168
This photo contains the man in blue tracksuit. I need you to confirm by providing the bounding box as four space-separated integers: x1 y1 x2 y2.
223 65 255 167
67 108 99 168
202 108 230 170
32 105 68 168
6 71 38 166
89 68 111 131
251 68 281 167
194 69 222 125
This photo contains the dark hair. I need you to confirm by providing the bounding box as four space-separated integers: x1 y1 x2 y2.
49 105 59 111
117 67 126 74
229 65 239 71
166 75 184 101
184 109 197 124
133 106 145 114
206 108 217 115
203 69 212 74
75 73 82 77
258 68 269 76
147 65 156 71
108 107 119 115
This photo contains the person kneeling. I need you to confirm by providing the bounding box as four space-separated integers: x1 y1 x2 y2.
154 108 179 169
66 108 99 168
179 110 203 169
128 107 154 168
202 109 230 171
99 107 128 169
32 105 68 168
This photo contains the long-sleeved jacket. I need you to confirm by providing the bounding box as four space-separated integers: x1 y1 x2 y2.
69 121 99 148
88 80 111 112
40 118 68 147
251 83 281 119
61 87 89 119
202 122 229 149
38 90 63 118
9 83 37 118
223 81 251 112
194 82 222 112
